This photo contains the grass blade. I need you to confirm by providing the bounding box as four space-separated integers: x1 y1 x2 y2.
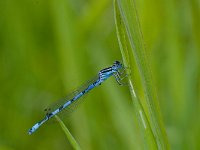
55 115 81 150
114 0 170 149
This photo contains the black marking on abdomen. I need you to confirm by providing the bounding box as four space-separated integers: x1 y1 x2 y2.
59 105 63 111
82 90 86 94
70 98 75 102
47 112 53 119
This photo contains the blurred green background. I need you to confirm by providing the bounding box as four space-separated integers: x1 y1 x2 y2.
0 0 199 149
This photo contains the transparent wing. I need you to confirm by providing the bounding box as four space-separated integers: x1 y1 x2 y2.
44 74 99 117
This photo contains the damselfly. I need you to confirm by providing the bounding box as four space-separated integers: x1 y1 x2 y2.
28 61 126 135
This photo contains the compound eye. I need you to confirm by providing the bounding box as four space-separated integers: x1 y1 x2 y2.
114 61 120 65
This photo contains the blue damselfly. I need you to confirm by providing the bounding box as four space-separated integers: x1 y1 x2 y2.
28 61 126 134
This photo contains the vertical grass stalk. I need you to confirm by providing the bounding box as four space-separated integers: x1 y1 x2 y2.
114 0 169 149
55 115 81 150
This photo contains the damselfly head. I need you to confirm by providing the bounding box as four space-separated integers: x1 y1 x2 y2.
112 61 123 71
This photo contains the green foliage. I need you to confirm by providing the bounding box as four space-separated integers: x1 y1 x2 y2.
0 0 199 150
55 115 81 150
114 0 169 149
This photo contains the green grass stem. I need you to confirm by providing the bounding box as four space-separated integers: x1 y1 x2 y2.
55 115 81 150
114 0 170 149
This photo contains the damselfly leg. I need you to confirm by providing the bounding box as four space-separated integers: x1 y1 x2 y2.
114 67 130 86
